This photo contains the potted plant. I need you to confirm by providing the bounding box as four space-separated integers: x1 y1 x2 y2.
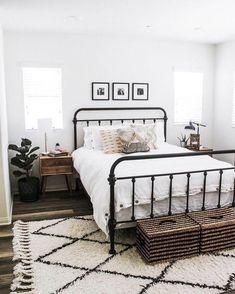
177 134 189 148
8 138 40 202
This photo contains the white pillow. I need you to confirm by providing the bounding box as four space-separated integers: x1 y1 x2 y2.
83 121 165 149
132 121 166 146
131 124 157 149
83 127 93 149
154 121 165 145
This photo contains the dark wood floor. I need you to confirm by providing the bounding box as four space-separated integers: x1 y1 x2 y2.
0 190 93 294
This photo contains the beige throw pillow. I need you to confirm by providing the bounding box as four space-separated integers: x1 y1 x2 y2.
117 127 150 154
100 129 123 154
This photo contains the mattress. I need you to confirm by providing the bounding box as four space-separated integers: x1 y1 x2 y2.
72 143 235 234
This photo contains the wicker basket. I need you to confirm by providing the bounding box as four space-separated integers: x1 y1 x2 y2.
136 214 200 263
188 207 235 253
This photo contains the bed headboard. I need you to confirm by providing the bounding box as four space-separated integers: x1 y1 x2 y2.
72 107 168 150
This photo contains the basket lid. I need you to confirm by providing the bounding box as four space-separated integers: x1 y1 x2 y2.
137 214 199 237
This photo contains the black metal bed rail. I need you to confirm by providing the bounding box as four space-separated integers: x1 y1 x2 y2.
116 167 235 180
108 149 235 254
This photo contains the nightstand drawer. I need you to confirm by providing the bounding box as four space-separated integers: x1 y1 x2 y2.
41 165 73 175
41 157 72 167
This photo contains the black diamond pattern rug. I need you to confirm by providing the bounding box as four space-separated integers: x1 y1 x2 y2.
11 216 235 294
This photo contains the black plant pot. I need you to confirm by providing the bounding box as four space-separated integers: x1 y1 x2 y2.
18 177 40 202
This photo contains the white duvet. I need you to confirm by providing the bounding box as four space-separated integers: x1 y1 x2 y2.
72 143 235 234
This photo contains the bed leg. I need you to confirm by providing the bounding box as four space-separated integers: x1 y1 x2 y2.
108 172 117 254
108 219 116 254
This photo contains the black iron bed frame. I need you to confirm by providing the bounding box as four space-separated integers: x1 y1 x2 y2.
73 107 235 254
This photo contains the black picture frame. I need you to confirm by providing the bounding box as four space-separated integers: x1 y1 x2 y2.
132 83 149 100
112 83 130 101
92 82 110 101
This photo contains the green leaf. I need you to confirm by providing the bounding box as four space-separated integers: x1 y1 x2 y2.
20 146 29 154
28 146 40 155
13 170 26 177
29 154 38 160
11 157 25 169
25 164 33 171
16 153 26 161
8 144 21 153
25 156 37 166
21 138 32 147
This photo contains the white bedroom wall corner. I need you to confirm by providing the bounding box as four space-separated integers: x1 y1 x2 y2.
0 26 12 224
206 44 216 149
213 42 235 151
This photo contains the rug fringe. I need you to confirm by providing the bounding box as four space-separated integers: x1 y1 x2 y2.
11 220 34 294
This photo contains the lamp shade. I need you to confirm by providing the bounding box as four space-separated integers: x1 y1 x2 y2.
184 121 195 131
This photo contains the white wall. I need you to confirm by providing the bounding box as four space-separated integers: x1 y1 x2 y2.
0 26 12 224
214 42 235 152
4 32 215 190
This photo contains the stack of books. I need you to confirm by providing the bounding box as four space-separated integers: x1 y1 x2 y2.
48 149 69 157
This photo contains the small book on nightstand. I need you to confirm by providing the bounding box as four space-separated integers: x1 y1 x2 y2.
48 149 69 157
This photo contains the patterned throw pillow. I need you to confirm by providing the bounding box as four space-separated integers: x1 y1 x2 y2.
117 127 150 154
131 124 157 149
100 130 123 154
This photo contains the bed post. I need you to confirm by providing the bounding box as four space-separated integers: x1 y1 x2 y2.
163 112 168 142
108 172 116 254
73 118 77 150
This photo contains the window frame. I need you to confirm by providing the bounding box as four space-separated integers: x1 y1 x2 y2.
22 66 63 130
173 69 204 125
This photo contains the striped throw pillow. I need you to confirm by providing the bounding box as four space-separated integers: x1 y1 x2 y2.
100 129 123 154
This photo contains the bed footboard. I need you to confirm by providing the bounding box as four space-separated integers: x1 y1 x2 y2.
108 149 235 254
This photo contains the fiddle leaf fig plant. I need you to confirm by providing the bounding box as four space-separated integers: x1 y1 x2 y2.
8 138 40 178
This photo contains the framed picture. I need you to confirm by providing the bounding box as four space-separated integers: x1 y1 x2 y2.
92 82 110 101
112 83 129 101
132 83 149 100
190 134 200 150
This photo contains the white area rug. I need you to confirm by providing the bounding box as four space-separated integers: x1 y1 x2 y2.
11 216 235 294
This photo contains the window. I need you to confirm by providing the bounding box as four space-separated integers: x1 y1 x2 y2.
174 71 203 124
23 67 63 129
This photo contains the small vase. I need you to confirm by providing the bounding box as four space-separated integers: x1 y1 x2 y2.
181 142 186 148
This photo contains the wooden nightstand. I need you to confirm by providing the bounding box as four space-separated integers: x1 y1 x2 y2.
185 146 213 152
39 155 73 194
185 146 213 156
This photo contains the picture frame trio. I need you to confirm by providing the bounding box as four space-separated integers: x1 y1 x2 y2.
92 82 149 101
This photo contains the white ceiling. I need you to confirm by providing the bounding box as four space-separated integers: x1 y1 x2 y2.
1 0 235 44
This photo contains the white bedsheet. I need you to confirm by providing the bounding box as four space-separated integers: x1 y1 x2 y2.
72 143 235 234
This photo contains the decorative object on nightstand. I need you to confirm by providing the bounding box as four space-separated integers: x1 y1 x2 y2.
39 154 73 194
184 121 206 150
8 138 40 202
177 133 189 148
